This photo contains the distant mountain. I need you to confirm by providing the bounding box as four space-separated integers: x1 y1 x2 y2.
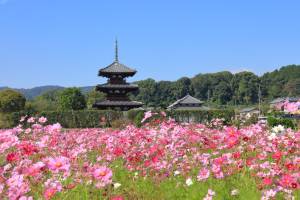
0 86 65 99
0 85 97 100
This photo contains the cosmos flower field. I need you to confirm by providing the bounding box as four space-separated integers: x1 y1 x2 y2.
0 114 299 200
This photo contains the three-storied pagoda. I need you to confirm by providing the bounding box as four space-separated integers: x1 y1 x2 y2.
93 41 143 111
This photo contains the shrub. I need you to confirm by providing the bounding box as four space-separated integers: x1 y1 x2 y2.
267 116 296 129
110 119 131 129
0 89 26 113
4 110 123 128
168 109 235 124
58 88 87 110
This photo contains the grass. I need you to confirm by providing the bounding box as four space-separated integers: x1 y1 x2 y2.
49 162 264 200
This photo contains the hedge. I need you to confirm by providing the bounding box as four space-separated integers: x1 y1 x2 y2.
168 109 235 124
267 116 296 129
0 109 235 129
2 110 123 129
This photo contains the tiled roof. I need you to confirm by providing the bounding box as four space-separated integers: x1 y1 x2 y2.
94 100 143 106
171 106 211 111
239 107 258 113
96 84 139 89
168 94 204 109
99 61 136 75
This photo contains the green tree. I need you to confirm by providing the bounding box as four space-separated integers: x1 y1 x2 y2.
30 90 61 111
58 88 87 110
0 89 26 113
283 78 300 96
133 79 157 107
86 89 105 109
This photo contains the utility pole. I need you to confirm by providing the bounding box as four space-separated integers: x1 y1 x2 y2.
207 90 210 108
258 84 261 116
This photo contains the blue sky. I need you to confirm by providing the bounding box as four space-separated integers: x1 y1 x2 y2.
0 0 300 88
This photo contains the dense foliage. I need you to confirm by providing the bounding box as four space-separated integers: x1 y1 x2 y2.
0 89 26 113
1 65 299 111
132 65 300 107
58 88 87 110
0 109 235 129
0 114 299 199
1 110 123 129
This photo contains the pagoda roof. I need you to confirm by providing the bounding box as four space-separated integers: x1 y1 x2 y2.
168 94 204 109
93 100 143 107
96 83 139 89
99 61 136 76
98 40 137 77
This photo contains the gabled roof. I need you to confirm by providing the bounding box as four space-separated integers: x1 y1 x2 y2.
168 94 204 109
239 107 258 113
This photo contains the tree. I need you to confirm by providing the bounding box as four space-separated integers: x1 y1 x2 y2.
284 79 300 96
0 89 26 113
133 79 157 107
86 89 105 109
30 90 61 111
58 88 87 110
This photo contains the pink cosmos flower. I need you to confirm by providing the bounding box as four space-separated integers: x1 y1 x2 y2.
20 116 27 122
38 116 47 124
203 189 216 200
197 168 210 181
279 174 296 188
141 111 153 123
0 183 4 194
92 166 113 188
44 187 58 200
262 177 272 186
19 196 33 200
47 156 70 175
110 196 124 200
48 123 62 133
0 130 19 154
25 161 46 177
25 128 32 134
6 174 30 200
27 117 35 123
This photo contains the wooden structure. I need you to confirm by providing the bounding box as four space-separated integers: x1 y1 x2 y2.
93 40 143 111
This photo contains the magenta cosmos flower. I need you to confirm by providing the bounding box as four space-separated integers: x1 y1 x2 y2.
93 166 113 187
197 168 210 181
46 156 70 175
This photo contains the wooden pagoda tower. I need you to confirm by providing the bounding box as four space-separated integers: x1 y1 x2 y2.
93 40 143 111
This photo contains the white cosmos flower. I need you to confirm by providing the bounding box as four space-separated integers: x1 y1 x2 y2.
113 182 121 189
185 178 193 186
174 170 180 176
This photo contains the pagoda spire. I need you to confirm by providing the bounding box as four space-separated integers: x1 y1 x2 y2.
115 39 119 62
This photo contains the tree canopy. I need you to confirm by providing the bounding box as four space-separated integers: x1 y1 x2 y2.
0 89 26 113
58 88 87 110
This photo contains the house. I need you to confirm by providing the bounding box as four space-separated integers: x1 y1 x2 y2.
270 97 299 109
167 94 209 111
239 107 260 119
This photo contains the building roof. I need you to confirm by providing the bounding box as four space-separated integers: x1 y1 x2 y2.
270 97 300 104
96 83 139 89
99 61 136 76
171 106 211 111
93 100 143 107
239 107 258 113
168 94 204 109
98 40 136 77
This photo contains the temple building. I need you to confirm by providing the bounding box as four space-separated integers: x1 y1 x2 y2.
93 41 143 111
167 94 209 111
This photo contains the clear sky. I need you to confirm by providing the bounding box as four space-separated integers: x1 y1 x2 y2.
0 0 300 88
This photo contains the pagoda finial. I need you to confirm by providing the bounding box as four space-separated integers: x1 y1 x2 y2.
115 39 118 62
